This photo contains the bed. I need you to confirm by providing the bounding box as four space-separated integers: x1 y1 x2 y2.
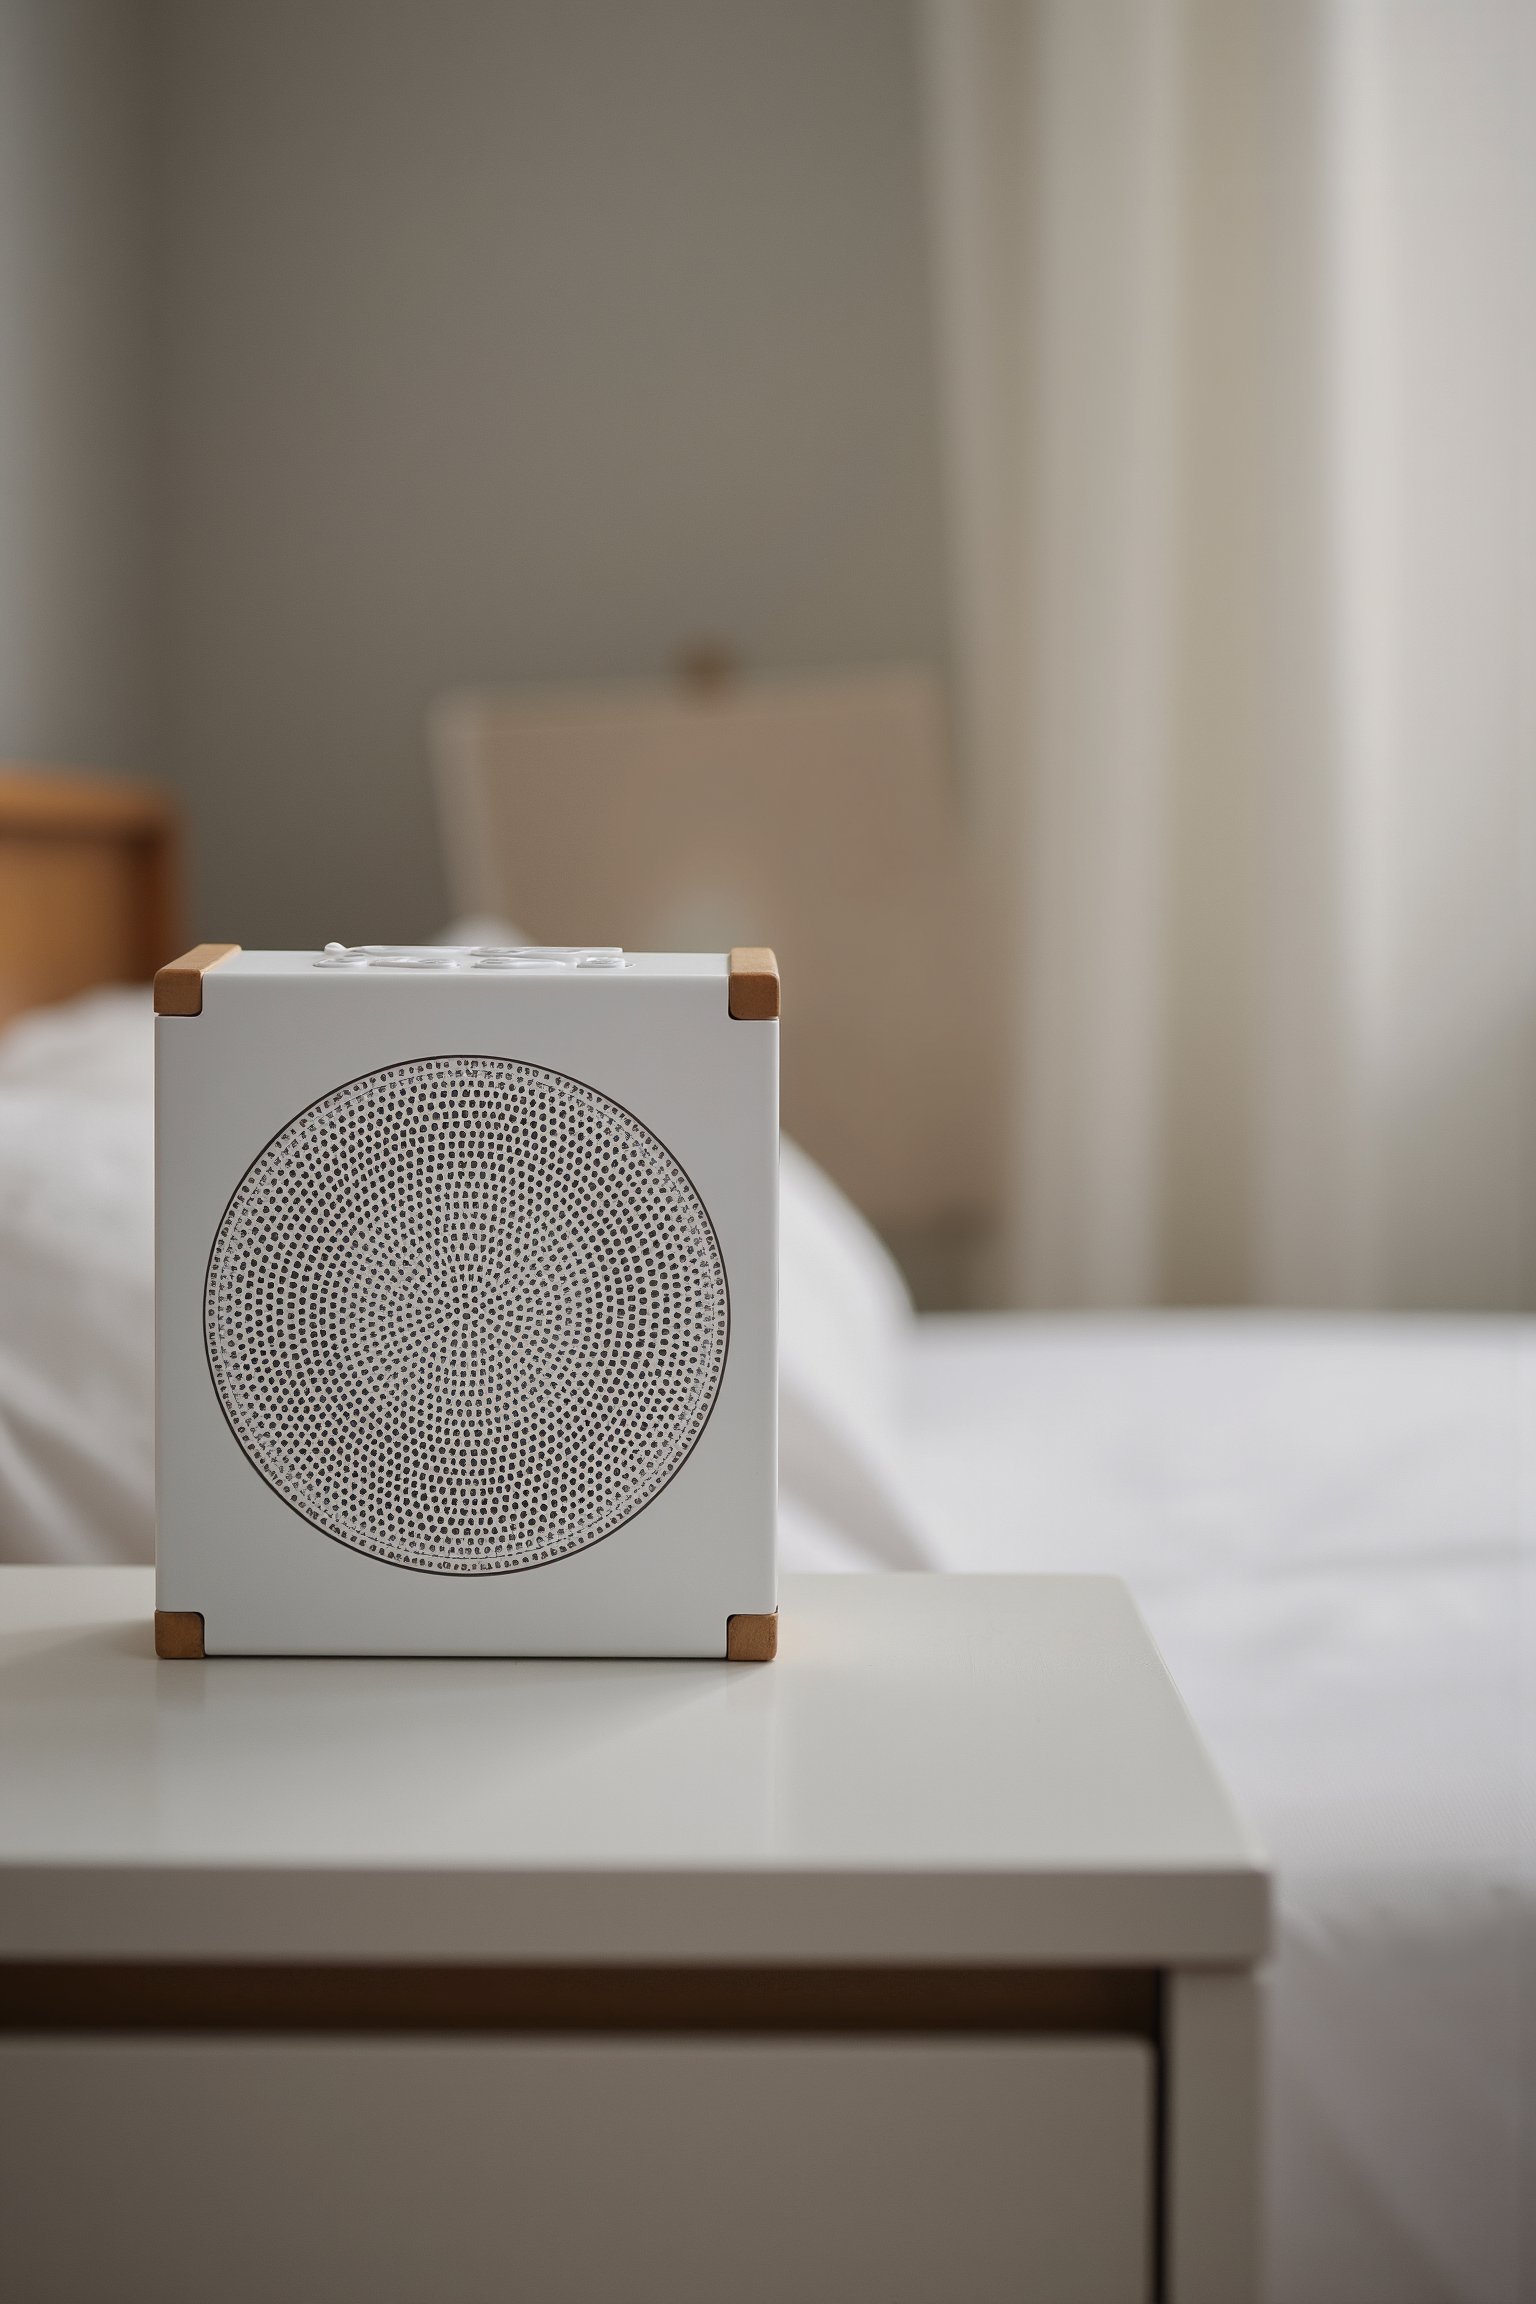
0 771 1528 2304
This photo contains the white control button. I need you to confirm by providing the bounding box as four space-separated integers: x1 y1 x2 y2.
315 944 629 973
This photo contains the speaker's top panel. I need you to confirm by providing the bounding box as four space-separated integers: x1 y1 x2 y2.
209 948 729 981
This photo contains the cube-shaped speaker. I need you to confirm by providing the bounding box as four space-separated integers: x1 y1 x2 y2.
154 943 778 1659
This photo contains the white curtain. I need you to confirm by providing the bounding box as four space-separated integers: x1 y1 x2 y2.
922 0 1534 1309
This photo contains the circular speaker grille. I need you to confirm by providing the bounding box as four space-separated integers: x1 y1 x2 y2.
204 1057 729 1574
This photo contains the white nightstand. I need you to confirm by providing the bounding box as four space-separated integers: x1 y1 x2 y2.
0 1570 1268 2304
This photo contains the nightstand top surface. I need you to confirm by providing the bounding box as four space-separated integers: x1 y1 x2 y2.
0 1569 1267 1964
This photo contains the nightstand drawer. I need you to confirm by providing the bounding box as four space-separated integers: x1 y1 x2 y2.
3 2035 1152 2303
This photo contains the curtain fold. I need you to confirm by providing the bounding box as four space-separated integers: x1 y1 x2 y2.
922 0 1534 1310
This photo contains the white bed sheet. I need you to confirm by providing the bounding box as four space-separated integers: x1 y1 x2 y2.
889 1314 1533 2304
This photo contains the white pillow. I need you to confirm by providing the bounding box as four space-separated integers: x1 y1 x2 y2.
776 1137 933 1568
0 982 933 1574
434 927 933 1561
0 990 156 1563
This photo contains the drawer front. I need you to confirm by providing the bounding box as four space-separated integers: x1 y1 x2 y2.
2 2035 1152 2304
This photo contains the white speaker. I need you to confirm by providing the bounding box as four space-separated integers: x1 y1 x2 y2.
154 942 779 1660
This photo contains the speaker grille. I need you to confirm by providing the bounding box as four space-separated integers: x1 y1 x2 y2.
204 1057 729 1574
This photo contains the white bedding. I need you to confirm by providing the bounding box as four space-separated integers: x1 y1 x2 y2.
0 991 154 1563
903 1316 1533 2304
0 989 1530 2303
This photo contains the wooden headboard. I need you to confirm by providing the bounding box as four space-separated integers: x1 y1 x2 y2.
0 767 181 1031
431 669 1000 1289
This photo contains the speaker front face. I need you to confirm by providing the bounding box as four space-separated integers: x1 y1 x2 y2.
205 1055 731 1578
156 955 776 1655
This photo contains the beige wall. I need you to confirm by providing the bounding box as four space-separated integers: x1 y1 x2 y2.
0 0 148 772
145 0 948 946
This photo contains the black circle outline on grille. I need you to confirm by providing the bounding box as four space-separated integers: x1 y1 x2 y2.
202 1054 731 1576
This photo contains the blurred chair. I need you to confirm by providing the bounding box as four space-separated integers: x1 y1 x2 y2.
430 668 998 1303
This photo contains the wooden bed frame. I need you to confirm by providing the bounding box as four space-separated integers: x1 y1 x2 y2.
0 766 181 1030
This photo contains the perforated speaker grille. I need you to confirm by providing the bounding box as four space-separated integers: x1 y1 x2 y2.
204 1057 729 1574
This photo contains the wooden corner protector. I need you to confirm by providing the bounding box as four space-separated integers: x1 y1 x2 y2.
726 1610 778 1663
155 1610 206 1660
154 943 240 1018
728 947 779 1022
